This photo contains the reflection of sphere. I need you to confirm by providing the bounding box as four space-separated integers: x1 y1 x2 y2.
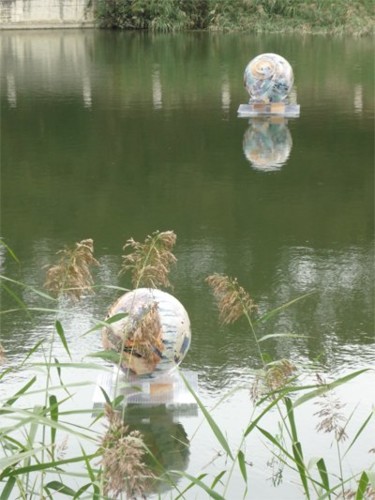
243 120 292 171
102 289 191 378
244 53 294 103
125 405 190 494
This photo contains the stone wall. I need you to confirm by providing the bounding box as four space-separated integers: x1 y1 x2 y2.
0 0 96 29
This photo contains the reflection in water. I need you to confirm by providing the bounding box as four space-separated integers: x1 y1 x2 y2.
152 65 163 110
6 73 16 107
221 73 231 114
82 74 92 109
124 404 190 495
243 117 292 171
354 84 363 114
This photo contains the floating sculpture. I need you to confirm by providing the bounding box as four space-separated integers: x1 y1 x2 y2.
244 53 294 103
238 53 300 117
102 288 191 378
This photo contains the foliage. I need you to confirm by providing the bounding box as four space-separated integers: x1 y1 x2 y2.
96 0 374 35
0 235 374 498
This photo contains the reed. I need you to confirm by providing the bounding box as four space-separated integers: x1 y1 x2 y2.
0 235 374 499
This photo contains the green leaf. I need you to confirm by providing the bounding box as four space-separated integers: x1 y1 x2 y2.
256 291 315 324
355 471 369 500
294 369 368 408
49 395 59 455
99 387 111 405
237 450 247 483
285 397 298 443
45 481 76 496
317 458 330 496
2 376 36 410
0 282 31 318
55 320 71 359
210 470 226 489
0 452 100 479
73 483 92 499
0 240 20 264
87 350 121 364
344 412 373 458
256 426 295 463
245 392 285 437
181 372 233 459
0 476 16 500
80 313 128 337
181 472 225 500
292 441 309 499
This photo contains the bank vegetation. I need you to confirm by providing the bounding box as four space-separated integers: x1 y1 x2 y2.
96 0 374 36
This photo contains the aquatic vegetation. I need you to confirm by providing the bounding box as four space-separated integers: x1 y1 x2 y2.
44 238 99 300
121 230 177 289
0 235 374 499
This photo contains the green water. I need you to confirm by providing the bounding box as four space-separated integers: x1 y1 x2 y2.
1 30 374 498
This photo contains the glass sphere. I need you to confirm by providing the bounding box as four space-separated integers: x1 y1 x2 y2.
102 288 191 378
244 53 294 103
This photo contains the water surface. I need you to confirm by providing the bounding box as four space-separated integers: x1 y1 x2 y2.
1 30 374 498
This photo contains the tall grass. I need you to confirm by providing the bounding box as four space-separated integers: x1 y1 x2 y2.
0 233 374 498
96 0 374 35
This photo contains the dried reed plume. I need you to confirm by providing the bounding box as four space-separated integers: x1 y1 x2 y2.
127 303 164 363
121 230 176 289
206 274 257 324
100 404 153 498
250 359 297 402
44 239 99 300
265 359 297 392
314 374 348 442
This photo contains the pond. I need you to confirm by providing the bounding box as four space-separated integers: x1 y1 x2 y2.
1 30 374 499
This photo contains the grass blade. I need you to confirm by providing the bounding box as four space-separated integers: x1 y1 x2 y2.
355 471 369 500
55 320 71 359
181 372 233 459
344 412 374 458
2 376 36 410
45 480 76 496
181 472 225 500
256 292 315 324
292 441 309 499
237 450 247 483
317 458 330 496
0 476 16 500
211 471 226 489
49 395 59 457
294 369 368 408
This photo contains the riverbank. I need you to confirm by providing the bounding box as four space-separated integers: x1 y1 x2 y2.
96 0 374 36
1 0 373 36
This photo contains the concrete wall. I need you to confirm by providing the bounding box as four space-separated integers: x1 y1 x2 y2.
0 0 96 29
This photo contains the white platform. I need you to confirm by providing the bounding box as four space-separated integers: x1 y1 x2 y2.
238 103 300 118
93 368 198 415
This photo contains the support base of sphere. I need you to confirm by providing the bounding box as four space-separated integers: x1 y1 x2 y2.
238 102 300 118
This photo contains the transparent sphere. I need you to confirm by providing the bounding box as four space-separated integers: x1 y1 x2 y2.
244 53 294 103
102 288 191 378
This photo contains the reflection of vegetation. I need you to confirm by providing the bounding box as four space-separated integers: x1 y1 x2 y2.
96 0 374 35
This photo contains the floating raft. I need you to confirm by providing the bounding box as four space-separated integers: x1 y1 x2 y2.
238 102 300 118
93 368 198 415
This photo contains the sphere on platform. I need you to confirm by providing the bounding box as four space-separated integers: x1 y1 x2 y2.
244 53 294 103
102 288 191 379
